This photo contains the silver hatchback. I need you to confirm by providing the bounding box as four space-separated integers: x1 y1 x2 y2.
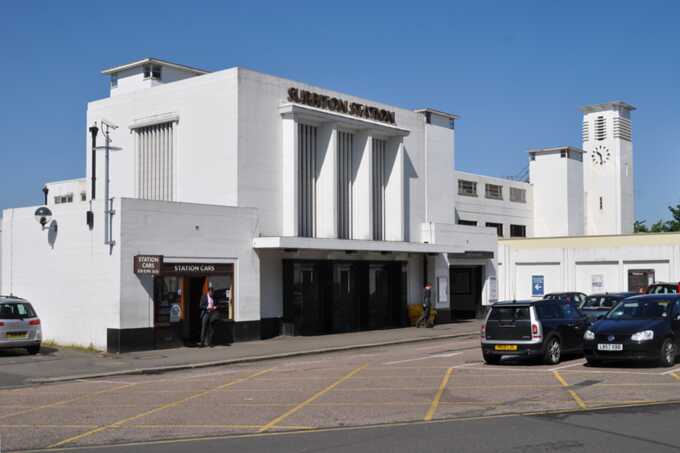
0 296 42 354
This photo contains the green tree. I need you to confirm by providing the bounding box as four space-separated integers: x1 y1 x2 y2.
634 203 680 233
667 204 680 231
634 220 648 233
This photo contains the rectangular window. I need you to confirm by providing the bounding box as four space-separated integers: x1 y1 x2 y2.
80 191 87 201
298 123 317 237
486 222 503 237
510 224 526 237
458 180 477 197
54 196 61 204
337 131 353 239
144 64 162 80
457 219 477 226
510 187 526 203
372 138 387 240
485 184 503 200
599 196 603 210
110 74 118 88
135 122 175 202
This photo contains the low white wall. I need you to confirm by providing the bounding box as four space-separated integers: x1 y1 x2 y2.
1 199 120 349
499 233 680 300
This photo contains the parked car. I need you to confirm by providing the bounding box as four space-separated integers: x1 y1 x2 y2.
580 292 637 321
481 299 588 365
544 292 588 308
0 296 42 354
583 294 680 367
646 282 680 294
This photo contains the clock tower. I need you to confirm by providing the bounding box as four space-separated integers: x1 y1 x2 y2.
582 101 636 235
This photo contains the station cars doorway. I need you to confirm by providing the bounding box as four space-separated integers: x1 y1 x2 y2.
152 262 234 348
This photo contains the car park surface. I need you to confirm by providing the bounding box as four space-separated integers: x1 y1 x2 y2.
3 334 680 452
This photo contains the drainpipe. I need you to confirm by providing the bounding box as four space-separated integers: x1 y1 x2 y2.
89 123 99 199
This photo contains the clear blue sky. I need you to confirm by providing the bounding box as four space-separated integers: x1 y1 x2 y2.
1 1 678 224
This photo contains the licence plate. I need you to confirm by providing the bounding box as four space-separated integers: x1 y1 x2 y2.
6 332 27 339
597 343 623 351
494 344 518 351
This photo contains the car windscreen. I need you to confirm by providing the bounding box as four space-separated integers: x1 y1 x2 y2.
648 285 678 294
488 306 530 321
582 296 604 308
0 302 36 319
606 299 672 320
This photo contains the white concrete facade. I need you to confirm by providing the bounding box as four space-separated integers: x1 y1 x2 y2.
1 58 499 350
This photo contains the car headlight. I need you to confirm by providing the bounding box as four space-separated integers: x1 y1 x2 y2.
631 330 654 342
584 330 595 341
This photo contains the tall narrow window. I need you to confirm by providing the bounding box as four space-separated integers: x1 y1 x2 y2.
337 131 353 239
136 122 174 201
599 196 603 210
595 116 606 141
372 138 386 241
298 123 317 237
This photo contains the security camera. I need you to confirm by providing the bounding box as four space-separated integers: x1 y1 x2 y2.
34 206 53 229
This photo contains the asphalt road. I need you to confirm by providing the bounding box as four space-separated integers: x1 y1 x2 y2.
3 336 680 452
11 402 680 452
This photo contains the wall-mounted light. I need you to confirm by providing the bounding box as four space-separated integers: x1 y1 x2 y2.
34 207 53 230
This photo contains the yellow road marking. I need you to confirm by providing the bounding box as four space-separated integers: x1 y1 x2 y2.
132 424 313 430
553 371 587 410
258 364 367 433
48 368 273 448
0 382 137 420
671 372 680 382
424 367 453 421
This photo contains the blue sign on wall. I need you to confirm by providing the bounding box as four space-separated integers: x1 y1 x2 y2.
532 275 544 297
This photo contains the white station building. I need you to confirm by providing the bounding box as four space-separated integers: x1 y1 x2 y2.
2 58 679 351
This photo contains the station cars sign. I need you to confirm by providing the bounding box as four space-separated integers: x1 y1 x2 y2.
134 255 233 276
287 87 396 125
133 255 162 275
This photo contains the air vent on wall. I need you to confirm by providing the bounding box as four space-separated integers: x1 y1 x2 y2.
594 116 606 141
613 117 632 142
582 121 590 142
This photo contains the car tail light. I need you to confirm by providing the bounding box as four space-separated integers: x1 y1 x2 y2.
0 322 4 327
531 323 542 339
480 323 486 338
677 283 680 293
29 319 41 326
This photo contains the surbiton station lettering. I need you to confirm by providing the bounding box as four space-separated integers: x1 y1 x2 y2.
287 87 396 125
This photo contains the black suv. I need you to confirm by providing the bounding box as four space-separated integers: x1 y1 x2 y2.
481 300 589 365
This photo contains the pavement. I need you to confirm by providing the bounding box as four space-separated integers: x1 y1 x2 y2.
3 334 680 451
0 321 480 387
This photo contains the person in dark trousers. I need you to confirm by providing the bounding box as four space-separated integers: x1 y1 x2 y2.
417 283 435 328
199 285 217 347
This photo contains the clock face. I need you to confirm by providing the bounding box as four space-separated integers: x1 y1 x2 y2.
590 145 611 165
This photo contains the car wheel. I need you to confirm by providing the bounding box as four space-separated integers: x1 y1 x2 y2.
26 345 41 355
543 338 561 365
483 353 501 365
659 339 675 368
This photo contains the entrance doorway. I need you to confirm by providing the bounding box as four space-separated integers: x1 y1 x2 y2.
283 260 406 336
450 266 484 319
628 269 655 293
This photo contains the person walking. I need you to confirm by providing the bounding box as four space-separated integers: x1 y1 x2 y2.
417 283 435 328
199 284 217 347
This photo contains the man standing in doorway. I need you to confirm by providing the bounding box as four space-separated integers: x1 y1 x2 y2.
199 284 217 347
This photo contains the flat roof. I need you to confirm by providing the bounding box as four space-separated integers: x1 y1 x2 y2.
252 237 467 254
500 231 680 249
102 58 210 76
528 146 585 156
581 101 636 114
413 108 461 121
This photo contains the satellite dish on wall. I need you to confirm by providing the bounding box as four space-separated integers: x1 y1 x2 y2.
34 207 53 229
